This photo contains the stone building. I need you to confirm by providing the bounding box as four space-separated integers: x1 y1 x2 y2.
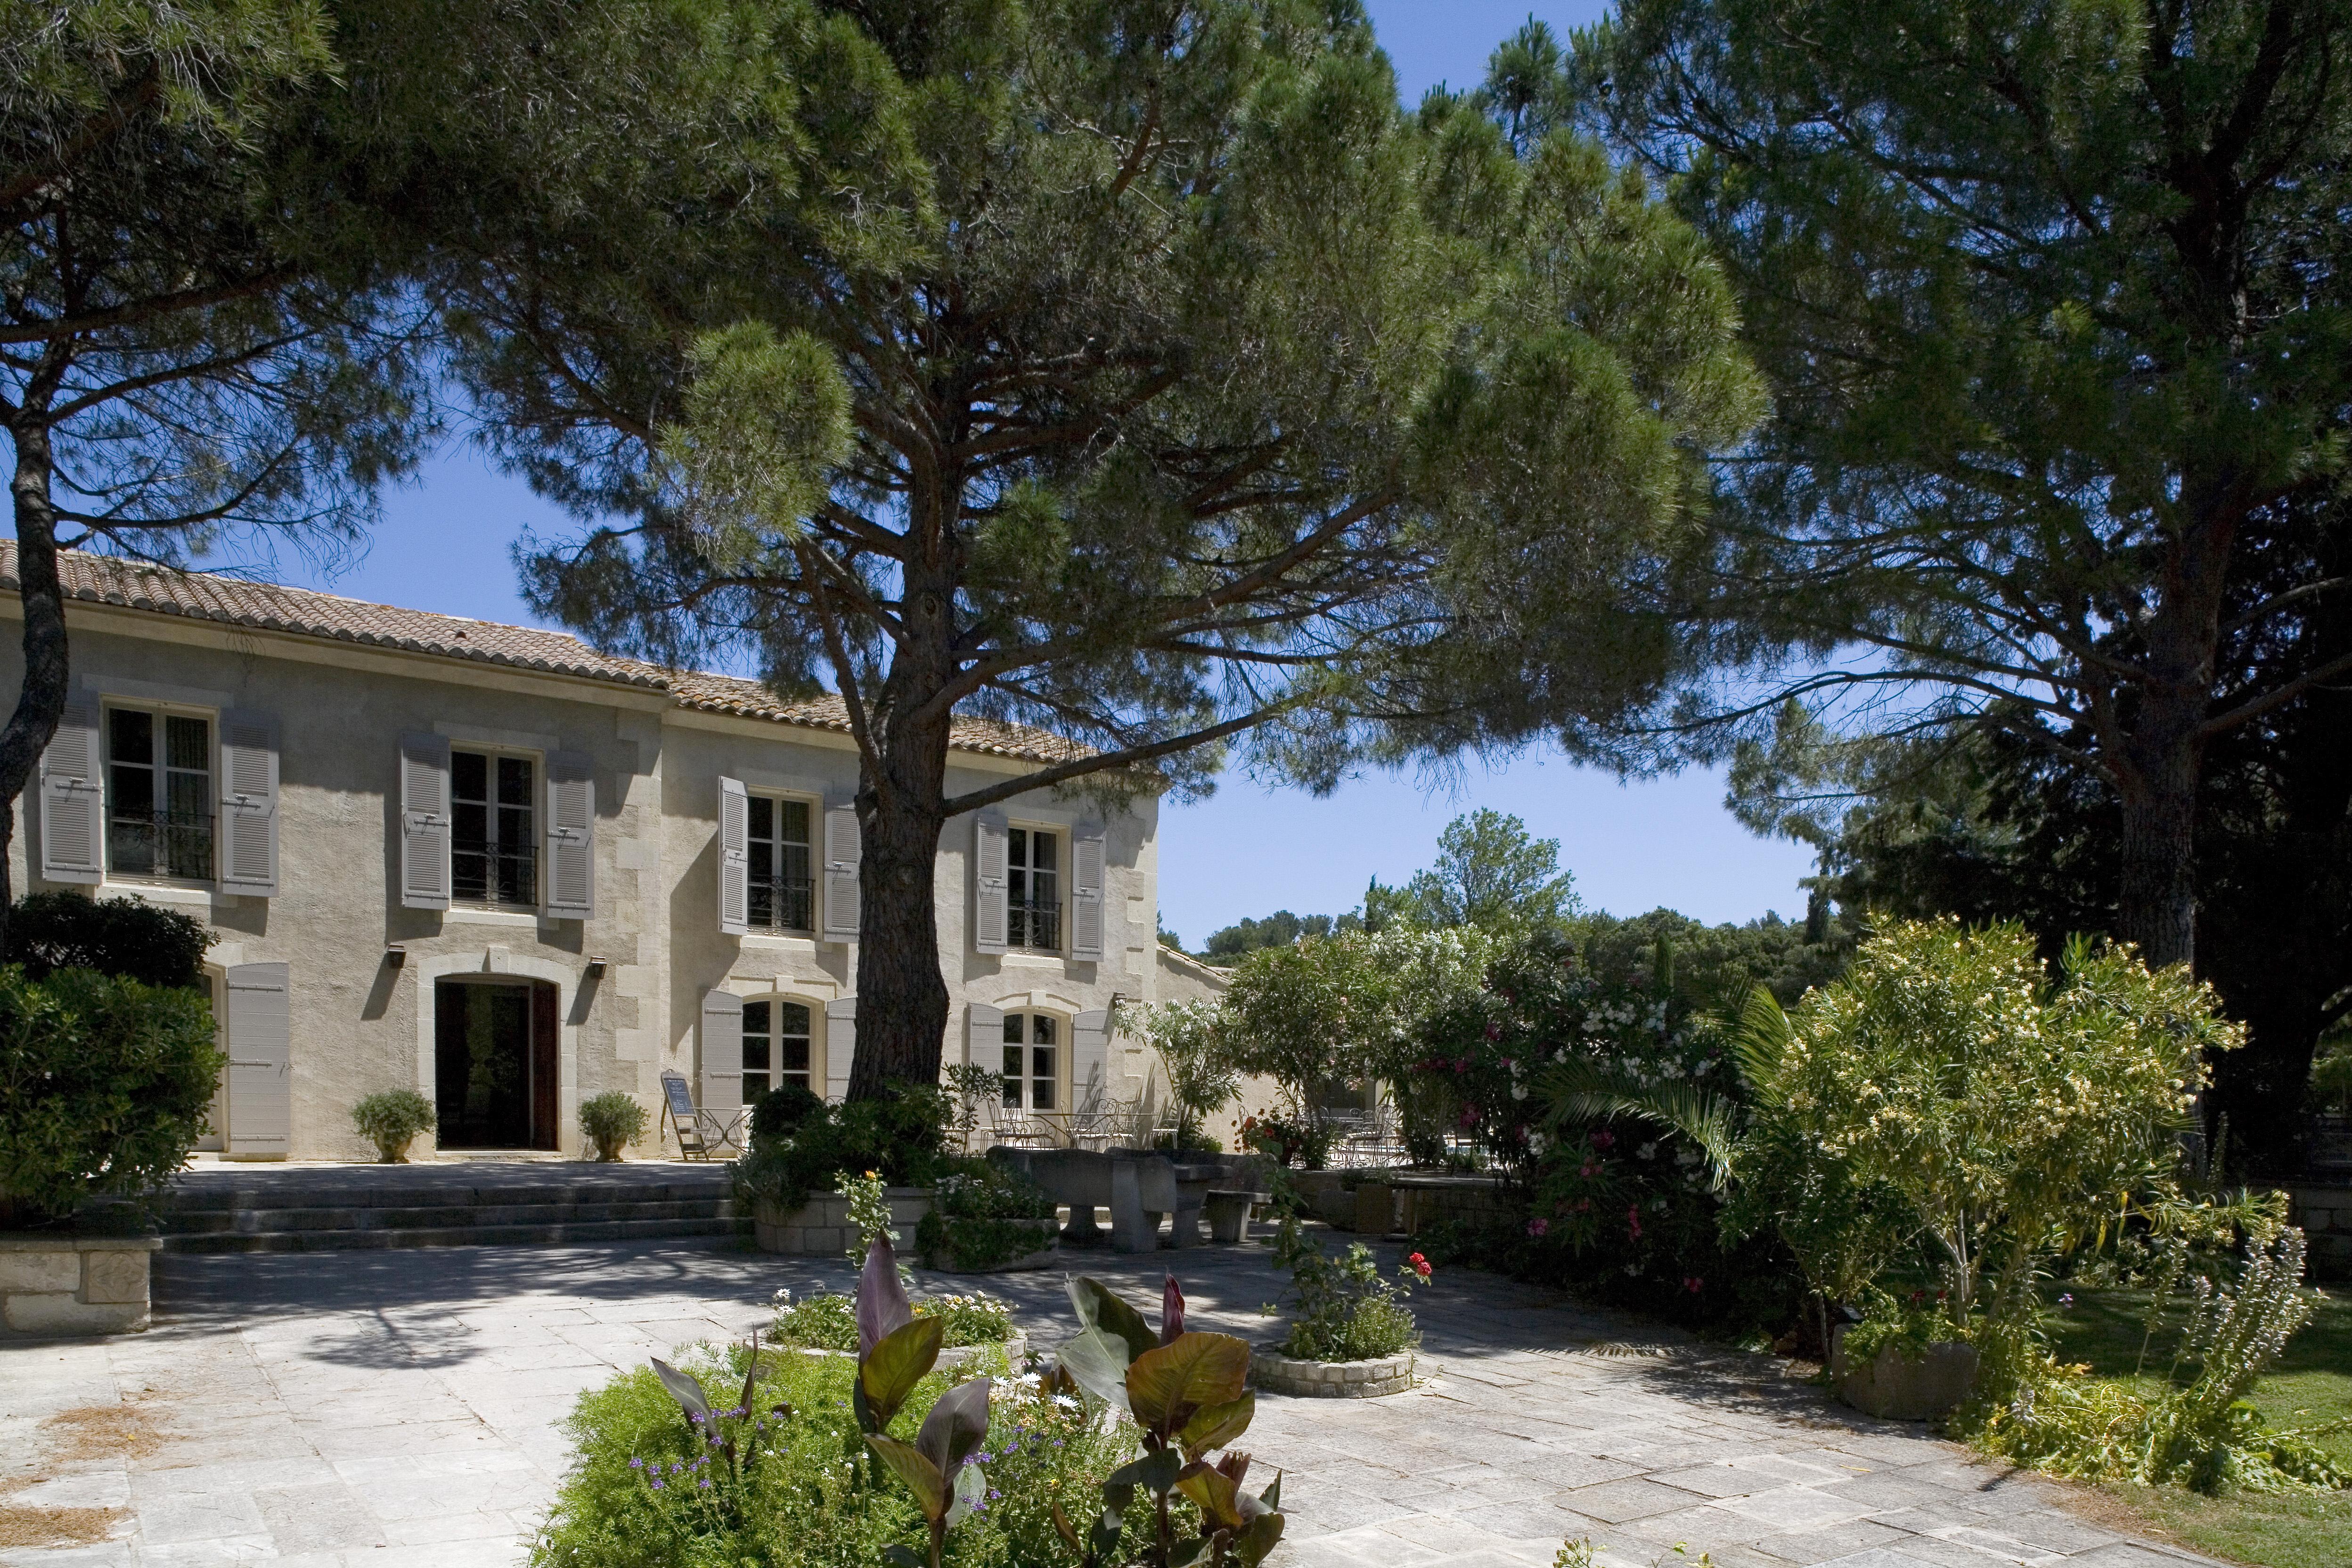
0 544 1225 1161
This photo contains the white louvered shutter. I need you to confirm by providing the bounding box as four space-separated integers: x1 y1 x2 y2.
825 997 857 1101
700 990 744 1114
398 732 452 910
717 777 749 935
545 750 595 919
821 800 860 939
224 963 292 1155
218 709 279 896
972 814 1008 955
1072 1007 1111 1111
37 699 103 885
1070 825 1106 961
967 1002 1004 1065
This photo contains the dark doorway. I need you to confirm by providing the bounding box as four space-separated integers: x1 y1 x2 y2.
434 979 559 1149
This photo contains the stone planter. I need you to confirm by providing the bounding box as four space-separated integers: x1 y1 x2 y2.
923 1215 1061 1274
1250 1342 1416 1398
1830 1326 1980 1422
754 1187 932 1255
1 1233 160 1337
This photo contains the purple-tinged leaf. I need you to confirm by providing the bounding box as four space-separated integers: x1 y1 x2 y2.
858 1230 912 1358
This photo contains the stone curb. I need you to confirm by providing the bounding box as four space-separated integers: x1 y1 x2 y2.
1248 1341 1417 1398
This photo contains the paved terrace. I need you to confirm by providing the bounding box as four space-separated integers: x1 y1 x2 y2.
2 1224 2214 1568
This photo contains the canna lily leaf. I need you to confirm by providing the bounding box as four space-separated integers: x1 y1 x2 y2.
1233 1506 1285 1566
1068 1275 1158 1362
1057 1323 1134 1413
915 1376 992 1482
859 1316 944 1431
858 1232 913 1358
1107 1446 1184 1496
881 1548 925 1568
1161 1274 1186 1343
1178 1393 1255 1461
943 1457 987 1529
865 1433 947 1519
649 1357 710 1423
1125 1331 1251 1436
1176 1459 1245 1529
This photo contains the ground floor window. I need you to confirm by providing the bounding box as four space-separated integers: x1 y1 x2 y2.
1000 1011 1059 1111
743 997 815 1101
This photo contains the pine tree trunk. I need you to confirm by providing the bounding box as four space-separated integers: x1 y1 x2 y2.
1 406 74 965
2115 748 2198 972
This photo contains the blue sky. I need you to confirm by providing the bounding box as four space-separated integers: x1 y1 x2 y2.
23 0 1821 942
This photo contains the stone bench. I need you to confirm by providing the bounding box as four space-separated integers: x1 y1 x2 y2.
1204 1189 1272 1244
986 1148 1177 1253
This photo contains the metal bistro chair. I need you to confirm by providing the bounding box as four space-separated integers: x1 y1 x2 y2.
659 1070 744 1160
984 1095 1054 1150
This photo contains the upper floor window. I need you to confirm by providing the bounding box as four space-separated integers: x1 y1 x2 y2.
747 796 814 932
106 706 213 880
743 997 816 1102
452 749 536 907
1001 1011 1059 1111
1008 827 1060 952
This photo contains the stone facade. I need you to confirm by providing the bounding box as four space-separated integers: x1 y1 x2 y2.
1 548 1229 1162
0 1233 158 1336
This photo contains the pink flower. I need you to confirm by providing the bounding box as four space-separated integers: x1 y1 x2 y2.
1625 1205 1643 1241
1484 1021 1503 1042
1458 1106 1480 1127
1527 1217 1549 1237
1592 1132 1615 1150
1579 1163 1596 1177
1684 1277 1704 1294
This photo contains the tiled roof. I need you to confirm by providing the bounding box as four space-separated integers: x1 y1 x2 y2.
3 543 1088 766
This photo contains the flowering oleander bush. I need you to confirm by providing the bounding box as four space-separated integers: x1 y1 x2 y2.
1412 934 1797 1330
530 1341 1133 1568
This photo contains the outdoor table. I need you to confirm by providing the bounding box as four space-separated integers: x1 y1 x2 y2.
1168 1161 1224 1248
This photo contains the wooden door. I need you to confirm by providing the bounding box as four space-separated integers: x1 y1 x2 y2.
531 980 559 1151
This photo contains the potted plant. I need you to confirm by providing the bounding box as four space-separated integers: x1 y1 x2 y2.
917 1158 1059 1272
1249 1176 1428 1396
577 1091 649 1161
350 1090 437 1164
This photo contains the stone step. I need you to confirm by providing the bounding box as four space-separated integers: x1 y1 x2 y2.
160 1198 743 1235
149 1181 736 1215
160 1215 753 1254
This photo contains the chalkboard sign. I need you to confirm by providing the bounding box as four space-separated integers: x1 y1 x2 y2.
662 1075 697 1118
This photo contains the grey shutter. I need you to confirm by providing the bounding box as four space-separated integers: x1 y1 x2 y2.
972 814 1008 955
1070 825 1106 961
37 699 103 885
700 990 744 1114
821 800 860 939
398 732 452 910
1072 1007 1111 1114
825 997 857 1101
544 750 595 919
218 709 279 896
967 1002 1004 1065
717 776 750 935
224 963 292 1156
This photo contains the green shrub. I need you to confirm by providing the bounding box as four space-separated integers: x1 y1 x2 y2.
733 1086 951 1213
749 1083 825 1143
11 892 211 989
531 1342 1128 1568
1267 1184 1428 1362
0 965 221 1220
579 1092 650 1159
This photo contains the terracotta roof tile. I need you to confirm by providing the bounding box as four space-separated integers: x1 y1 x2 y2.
2 543 1087 766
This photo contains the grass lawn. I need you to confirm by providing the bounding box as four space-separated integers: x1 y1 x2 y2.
2035 1282 2352 1567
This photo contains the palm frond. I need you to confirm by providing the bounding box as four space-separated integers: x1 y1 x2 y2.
1535 1059 1742 1190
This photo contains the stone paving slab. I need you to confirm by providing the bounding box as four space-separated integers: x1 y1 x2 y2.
0 1233 2225 1568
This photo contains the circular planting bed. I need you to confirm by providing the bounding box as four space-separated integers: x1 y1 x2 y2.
1250 1343 1416 1398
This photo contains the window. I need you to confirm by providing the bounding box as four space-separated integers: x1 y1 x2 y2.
106 707 213 879
452 749 536 907
747 796 814 931
1007 827 1061 952
1000 1012 1058 1111
743 998 815 1101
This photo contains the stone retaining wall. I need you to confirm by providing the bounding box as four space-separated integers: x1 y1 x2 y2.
2290 1187 2352 1281
0 1233 159 1336
1250 1343 1415 1397
754 1188 931 1255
